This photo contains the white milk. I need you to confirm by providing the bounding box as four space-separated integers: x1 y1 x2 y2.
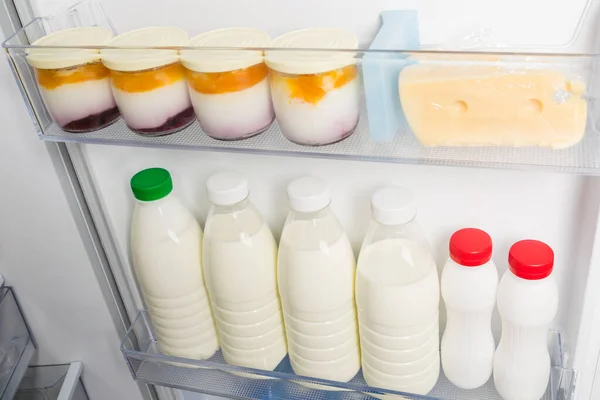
203 173 287 371
441 228 498 390
357 239 440 395
494 240 558 400
356 187 440 396
130 168 219 360
278 177 360 383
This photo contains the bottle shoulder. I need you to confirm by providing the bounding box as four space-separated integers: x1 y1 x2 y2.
497 271 558 325
280 208 347 249
131 195 200 240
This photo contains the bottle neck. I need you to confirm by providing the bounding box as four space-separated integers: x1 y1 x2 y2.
290 204 331 220
135 192 174 207
211 196 250 214
364 217 428 248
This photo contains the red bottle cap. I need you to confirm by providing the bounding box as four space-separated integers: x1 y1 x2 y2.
449 228 493 267
508 240 554 280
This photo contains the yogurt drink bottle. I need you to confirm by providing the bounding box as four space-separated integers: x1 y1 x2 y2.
441 228 498 389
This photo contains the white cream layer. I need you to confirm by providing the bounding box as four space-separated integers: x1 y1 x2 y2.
271 78 360 145
112 79 191 130
189 78 273 140
39 78 116 127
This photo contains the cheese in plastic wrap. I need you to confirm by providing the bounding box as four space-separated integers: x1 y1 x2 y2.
398 53 588 149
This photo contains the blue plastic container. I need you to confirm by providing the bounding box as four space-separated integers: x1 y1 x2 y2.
362 11 420 141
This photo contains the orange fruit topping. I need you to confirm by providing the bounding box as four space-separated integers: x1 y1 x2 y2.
185 63 269 95
271 65 357 105
35 62 110 90
110 63 186 93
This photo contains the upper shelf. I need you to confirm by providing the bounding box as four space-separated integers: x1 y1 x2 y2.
39 110 600 174
4 0 600 174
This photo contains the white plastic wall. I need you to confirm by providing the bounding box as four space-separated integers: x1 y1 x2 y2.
79 145 596 397
0 33 144 400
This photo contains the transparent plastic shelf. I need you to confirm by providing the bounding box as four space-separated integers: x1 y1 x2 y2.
4 0 600 174
122 311 576 400
0 287 36 400
15 363 89 400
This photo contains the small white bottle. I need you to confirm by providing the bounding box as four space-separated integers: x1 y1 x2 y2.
356 187 440 395
130 168 219 360
203 172 287 371
494 240 558 400
441 228 498 389
277 176 360 383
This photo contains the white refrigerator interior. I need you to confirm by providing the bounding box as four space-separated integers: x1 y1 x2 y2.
0 24 144 400
11 0 600 399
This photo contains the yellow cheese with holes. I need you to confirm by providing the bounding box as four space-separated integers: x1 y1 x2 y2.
398 64 587 148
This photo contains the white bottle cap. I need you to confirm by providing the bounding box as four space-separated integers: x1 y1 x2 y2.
27 27 114 70
181 28 270 73
265 28 358 75
101 27 188 72
206 172 249 206
371 187 417 225
287 176 330 213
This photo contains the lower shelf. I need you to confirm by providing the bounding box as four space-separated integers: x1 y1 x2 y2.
0 287 36 400
15 362 88 400
122 311 576 400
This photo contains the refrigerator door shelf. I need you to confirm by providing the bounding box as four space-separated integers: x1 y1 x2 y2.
122 310 576 400
15 362 89 400
0 286 36 400
4 0 600 175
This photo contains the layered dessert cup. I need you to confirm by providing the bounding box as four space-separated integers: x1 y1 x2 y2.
101 27 194 136
265 29 360 146
180 28 274 140
26 27 120 133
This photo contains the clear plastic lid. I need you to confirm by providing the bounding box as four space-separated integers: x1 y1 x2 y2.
101 27 188 72
26 27 113 69
265 28 358 75
181 28 270 73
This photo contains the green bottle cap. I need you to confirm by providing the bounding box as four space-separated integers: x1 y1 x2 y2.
130 168 173 201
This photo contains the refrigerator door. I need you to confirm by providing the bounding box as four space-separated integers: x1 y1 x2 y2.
9 0 600 399
0 1 150 399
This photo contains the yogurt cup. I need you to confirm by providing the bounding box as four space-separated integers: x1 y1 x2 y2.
101 27 194 136
26 27 120 133
180 28 274 140
265 29 360 146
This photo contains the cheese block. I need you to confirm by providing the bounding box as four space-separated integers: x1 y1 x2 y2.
398 63 587 148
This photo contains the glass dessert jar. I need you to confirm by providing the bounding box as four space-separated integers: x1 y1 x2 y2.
26 27 120 133
180 28 274 140
101 27 194 136
265 29 360 146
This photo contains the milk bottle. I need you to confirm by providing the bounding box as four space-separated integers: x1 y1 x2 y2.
130 168 218 360
494 240 558 400
441 228 498 389
356 187 440 395
203 172 287 370
277 176 360 383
